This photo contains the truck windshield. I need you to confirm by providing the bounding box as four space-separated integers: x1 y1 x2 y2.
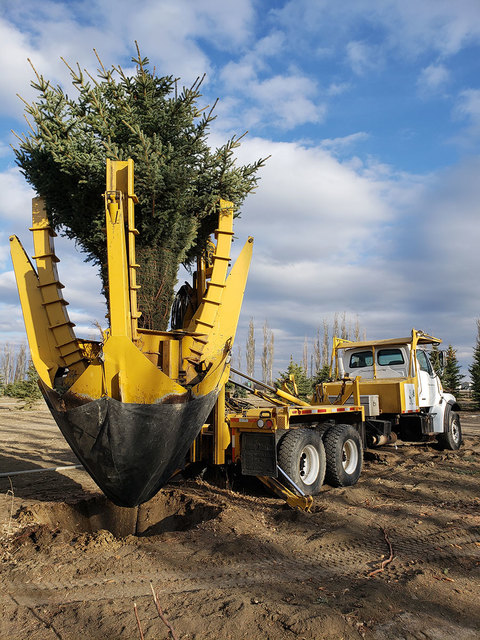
349 351 373 368
377 348 404 366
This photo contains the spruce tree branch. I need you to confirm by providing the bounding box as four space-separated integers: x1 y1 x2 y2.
16 93 30 107
27 58 42 83
93 48 108 77
60 56 77 78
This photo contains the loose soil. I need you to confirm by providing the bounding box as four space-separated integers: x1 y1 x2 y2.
0 397 479 639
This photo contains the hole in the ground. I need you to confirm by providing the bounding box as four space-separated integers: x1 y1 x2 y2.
29 489 222 538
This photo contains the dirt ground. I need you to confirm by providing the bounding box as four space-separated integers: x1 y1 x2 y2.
0 398 479 640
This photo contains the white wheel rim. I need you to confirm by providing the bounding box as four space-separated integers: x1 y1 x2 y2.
342 439 358 475
452 419 460 443
299 444 320 485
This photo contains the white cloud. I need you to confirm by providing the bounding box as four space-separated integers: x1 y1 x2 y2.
221 60 257 88
249 75 325 130
222 136 480 375
275 0 480 60
346 41 381 75
455 89 480 136
254 31 286 58
0 142 11 158
326 82 351 96
218 25 325 131
0 19 44 117
381 0 480 58
0 0 255 121
320 132 369 153
0 167 34 224
417 63 450 94
220 68 325 131
0 167 35 270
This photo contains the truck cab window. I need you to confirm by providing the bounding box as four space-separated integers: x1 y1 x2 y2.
417 350 433 375
377 348 404 366
349 351 373 368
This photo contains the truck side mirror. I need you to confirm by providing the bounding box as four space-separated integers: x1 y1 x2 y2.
438 350 445 369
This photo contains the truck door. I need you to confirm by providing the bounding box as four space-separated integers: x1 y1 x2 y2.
416 350 438 407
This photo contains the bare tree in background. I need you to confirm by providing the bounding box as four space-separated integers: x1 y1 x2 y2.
14 343 27 382
311 315 364 382
268 330 274 385
354 315 361 341
1 344 14 385
261 323 268 383
322 319 329 367
246 318 255 379
313 328 321 374
302 337 308 374
333 313 339 342
261 321 275 385
340 311 348 340
236 344 242 373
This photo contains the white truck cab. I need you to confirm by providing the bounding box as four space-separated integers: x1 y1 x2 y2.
322 329 462 450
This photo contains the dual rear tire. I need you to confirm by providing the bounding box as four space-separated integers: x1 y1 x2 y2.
277 424 363 496
277 428 326 495
323 424 363 487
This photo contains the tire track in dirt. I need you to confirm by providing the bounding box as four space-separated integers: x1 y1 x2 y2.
3 526 479 607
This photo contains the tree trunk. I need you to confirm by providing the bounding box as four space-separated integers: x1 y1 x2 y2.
136 245 179 331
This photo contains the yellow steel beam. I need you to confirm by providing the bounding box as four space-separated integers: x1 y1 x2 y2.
200 236 253 364
214 385 230 465
105 159 134 339
125 161 141 342
10 197 86 388
30 198 86 378
182 200 235 380
9 235 59 386
257 476 313 512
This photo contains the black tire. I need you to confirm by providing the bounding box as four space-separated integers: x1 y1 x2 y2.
437 406 462 450
277 429 326 496
324 424 363 487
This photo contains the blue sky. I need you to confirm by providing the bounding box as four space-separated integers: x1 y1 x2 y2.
1 0 480 378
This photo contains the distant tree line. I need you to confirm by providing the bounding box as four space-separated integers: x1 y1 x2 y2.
2 318 473 405
236 315 473 404
235 312 363 399
0 343 41 400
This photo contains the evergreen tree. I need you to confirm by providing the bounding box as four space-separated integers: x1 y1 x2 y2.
14 46 266 330
442 345 463 393
276 360 313 402
429 343 444 381
312 363 331 385
469 320 480 408
3 362 41 400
